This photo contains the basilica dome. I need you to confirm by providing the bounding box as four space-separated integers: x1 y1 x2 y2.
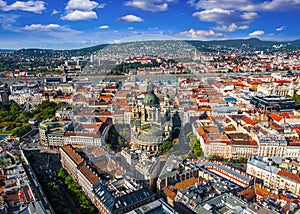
143 92 160 106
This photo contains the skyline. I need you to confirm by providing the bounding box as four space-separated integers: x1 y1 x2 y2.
0 0 299 49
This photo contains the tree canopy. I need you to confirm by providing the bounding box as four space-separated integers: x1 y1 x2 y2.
158 141 173 154
187 132 202 158
0 101 65 136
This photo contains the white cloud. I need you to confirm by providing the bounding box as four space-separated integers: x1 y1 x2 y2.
128 26 134 30
62 10 97 21
214 23 248 32
192 8 233 23
99 25 109 29
276 26 286 31
0 0 6 8
192 8 258 24
98 3 106 8
179 28 224 39
62 0 102 21
148 26 159 30
51 9 60 15
260 0 300 11
44 26 82 39
24 23 60 31
195 8 233 15
0 14 19 30
113 40 122 44
65 0 99 11
118 14 144 22
188 0 300 34
125 0 171 12
188 0 249 10
0 0 45 14
189 0 300 12
249 30 264 37
240 12 258 20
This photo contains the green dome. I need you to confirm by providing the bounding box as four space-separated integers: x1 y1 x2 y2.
143 92 160 106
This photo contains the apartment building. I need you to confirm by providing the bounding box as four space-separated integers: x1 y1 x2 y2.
247 156 300 195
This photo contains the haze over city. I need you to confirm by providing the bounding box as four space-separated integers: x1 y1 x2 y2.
0 0 300 49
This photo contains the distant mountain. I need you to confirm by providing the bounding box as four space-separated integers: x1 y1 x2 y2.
76 38 300 54
70 44 108 53
188 38 274 49
0 49 15 53
12 44 108 58
185 38 300 52
289 39 300 48
4 38 300 58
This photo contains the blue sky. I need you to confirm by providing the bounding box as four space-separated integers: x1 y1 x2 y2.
0 0 299 49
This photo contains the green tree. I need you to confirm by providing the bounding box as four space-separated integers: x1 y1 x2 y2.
158 141 173 154
58 168 67 179
292 94 300 104
187 132 202 158
64 176 73 186
118 138 125 146
13 123 31 137
208 155 223 161
10 102 20 116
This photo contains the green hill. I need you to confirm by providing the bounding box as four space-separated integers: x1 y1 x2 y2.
7 38 300 58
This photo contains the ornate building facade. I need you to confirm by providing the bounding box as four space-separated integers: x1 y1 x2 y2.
130 82 170 151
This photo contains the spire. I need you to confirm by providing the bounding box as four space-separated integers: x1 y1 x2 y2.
146 80 154 93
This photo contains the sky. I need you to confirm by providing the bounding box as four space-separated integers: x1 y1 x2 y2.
0 0 300 49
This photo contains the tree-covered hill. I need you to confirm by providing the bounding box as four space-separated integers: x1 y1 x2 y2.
4 38 300 59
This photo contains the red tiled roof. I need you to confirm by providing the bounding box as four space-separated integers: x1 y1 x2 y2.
248 81 263 85
278 170 300 183
105 85 117 90
172 177 199 190
99 94 114 99
243 116 255 126
103 112 112 115
274 80 291 84
116 93 127 98
184 107 198 112
272 194 292 203
0 186 5 194
279 112 291 118
250 140 258 146
82 124 101 129
269 113 282 122
239 186 255 200
162 187 176 200
233 83 247 87
193 88 203 92
197 127 208 142
79 164 99 185
61 145 84 166
255 183 271 199
288 141 300 146
4 192 19 201
77 88 89 93
57 94 74 99
107 158 118 171
198 98 209 102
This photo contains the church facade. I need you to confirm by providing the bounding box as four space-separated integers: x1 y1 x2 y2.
130 82 170 151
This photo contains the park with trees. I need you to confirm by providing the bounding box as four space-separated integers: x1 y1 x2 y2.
0 100 65 137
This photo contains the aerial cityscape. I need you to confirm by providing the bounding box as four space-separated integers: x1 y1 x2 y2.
1 0 300 214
